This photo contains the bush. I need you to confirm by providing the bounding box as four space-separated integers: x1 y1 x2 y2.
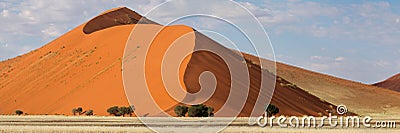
107 106 120 116
15 110 23 115
207 106 214 117
126 105 135 116
188 104 212 117
76 107 83 115
85 110 94 116
72 107 84 115
174 105 189 117
265 104 279 117
72 108 77 115
107 105 134 116
118 106 129 116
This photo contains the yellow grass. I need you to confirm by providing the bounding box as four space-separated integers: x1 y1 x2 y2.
0 116 399 132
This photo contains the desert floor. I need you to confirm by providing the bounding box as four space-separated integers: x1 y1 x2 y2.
0 115 399 133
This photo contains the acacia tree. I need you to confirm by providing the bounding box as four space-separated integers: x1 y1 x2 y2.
72 108 77 116
107 105 135 117
76 107 83 115
107 106 120 116
85 110 94 116
118 106 129 116
265 104 279 117
72 107 85 115
188 104 210 117
15 110 23 115
127 105 135 116
174 105 189 117
207 106 214 117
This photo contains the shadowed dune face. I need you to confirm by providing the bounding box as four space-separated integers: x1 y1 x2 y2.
241 53 341 116
83 7 157 34
374 74 400 92
180 32 274 117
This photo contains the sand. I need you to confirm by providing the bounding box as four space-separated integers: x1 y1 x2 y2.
374 73 400 92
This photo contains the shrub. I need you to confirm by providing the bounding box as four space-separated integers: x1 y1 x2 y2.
107 106 120 116
76 107 83 115
72 107 84 115
207 106 214 117
174 105 189 117
107 105 135 117
15 110 23 115
118 106 129 116
265 104 279 117
72 108 77 115
188 104 210 117
127 105 135 116
85 110 94 116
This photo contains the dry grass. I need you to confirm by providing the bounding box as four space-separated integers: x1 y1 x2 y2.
0 116 399 132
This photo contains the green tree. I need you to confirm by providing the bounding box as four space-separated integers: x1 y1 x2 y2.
118 106 129 116
107 105 135 117
127 105 135 116
207 106 214 117
107 106 120 116
72 107 84 115
188 104 209 117
85 110 94 116
174 105 189 117
72 108 77 116
76 107 83 115
265 104 279 117
15 110 23 115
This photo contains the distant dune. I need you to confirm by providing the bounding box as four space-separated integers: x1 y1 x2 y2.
0 7 399 117
243 53 400 116
374 74 400 92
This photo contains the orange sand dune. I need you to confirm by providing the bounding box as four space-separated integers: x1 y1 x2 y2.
243 53 400 116
374 73 400 92
0 7 380 117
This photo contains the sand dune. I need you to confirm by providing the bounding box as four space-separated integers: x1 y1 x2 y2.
83 7 157 34
0 7 395 117
243 53 400 116
374 73 400 92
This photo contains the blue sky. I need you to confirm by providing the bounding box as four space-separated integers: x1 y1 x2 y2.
0 0 399 84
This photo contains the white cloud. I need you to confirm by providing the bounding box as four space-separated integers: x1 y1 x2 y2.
41 24 62 38
239 1 400 46
335 57 345 61
0 0 166 59
308 63 330 71
310 55 322 60
2 9 9 17
374 60 392 69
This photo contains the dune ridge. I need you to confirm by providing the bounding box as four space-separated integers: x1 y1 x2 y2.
374 73 400 92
